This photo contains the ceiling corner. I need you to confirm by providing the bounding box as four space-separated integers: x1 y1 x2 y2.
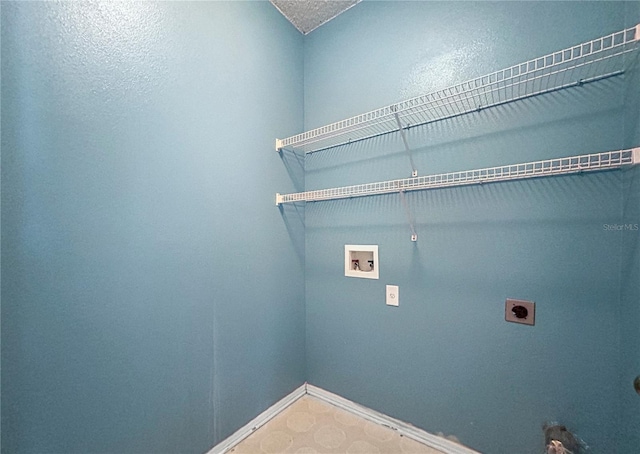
270 0 361 35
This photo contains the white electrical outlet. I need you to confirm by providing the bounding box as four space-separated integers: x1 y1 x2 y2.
386 285 399 306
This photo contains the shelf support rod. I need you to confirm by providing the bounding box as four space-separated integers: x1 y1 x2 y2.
398 188 418 242
392 108 418 177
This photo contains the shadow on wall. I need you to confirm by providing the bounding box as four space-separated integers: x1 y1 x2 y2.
280 148 305 192
278 147 306 264
279 202 305 265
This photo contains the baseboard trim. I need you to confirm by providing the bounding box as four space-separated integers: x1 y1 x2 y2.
306 384 480 454
206 383 307 454
206 382 480 454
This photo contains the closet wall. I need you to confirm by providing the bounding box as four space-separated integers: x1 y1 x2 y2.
1 3 305 453
2 2 639 454
621 154 639 454
621 0 640 446
303 2 638 453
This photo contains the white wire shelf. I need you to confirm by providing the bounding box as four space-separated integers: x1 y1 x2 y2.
275 148 640 205
276 24 640 154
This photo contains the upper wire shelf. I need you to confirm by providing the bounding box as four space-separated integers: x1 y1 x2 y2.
275 148 640 205
276 25 640 155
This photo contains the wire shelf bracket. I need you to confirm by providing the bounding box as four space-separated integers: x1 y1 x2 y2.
275 25 639 154
398 189 418 242
275 148 640 206
392 106 418 177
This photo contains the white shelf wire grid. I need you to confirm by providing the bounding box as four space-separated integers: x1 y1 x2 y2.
275 148 640 205
276 24 640 154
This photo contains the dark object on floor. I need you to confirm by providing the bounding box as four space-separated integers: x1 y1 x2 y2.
543 423 582 454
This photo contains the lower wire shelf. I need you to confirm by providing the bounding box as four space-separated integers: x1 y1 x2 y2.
275 148 640 205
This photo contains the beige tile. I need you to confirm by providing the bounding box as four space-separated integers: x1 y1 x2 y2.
287 411 317 433
230 396 447 454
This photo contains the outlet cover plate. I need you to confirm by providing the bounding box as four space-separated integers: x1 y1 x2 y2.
386 285 399 306
505 298 535 325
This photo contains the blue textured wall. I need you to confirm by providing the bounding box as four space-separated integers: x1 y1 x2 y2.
1 2 304 453
621 1 640 450
304 2 638 453
2 2 639 454
620 163 640 453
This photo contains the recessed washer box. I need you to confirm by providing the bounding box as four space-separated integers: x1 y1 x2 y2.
345 245 379 279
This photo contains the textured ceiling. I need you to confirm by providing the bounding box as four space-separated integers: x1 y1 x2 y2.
270 0 360 35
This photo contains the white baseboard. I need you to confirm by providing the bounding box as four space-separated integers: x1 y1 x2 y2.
206 383 307 454
206 382 481 454
306 384 481 454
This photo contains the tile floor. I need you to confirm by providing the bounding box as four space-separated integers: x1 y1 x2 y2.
229 395 446 454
